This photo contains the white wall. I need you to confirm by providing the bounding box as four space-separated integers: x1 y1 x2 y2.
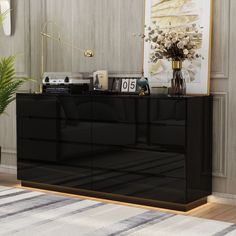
0 0 235 196
0 0 30 168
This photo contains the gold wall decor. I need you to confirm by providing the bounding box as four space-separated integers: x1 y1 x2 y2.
144 0 213 95
40 21 94 77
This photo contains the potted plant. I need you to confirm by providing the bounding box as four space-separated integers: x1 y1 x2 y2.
0 13 30 164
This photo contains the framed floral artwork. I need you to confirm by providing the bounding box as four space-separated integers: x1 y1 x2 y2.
144 0 212 95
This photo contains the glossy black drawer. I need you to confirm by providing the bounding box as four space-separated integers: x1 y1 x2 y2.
92 171 186 203
132 176 186 203
149 125 186 147
17 96 59 118
92 149 185 179
17 117 92 143
60 121 91 143
58 96 92 121
17 139 58 161
92 97 136 123
18 139 92 162
150 98 186 125
17 118 59 140
92 123 136 146
17 161 92 190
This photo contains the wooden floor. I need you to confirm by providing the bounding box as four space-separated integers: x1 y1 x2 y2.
1 172 236 224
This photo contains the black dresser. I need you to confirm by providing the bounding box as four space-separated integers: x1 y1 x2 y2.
16 93 212 211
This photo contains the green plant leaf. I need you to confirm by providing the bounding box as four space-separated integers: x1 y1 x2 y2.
0 55 30 115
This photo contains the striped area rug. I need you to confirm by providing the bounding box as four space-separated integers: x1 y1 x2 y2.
0 186 235 236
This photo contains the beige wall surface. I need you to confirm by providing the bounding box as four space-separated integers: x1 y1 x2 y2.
0 0 235 195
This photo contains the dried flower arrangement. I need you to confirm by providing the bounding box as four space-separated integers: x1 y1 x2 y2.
144 22 202 63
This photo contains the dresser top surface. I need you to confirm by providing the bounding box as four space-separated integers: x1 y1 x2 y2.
16 92 212 99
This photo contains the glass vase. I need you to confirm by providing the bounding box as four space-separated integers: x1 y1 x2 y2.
170 60 186 96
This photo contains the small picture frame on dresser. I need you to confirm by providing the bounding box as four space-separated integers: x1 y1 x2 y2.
93 70 108 90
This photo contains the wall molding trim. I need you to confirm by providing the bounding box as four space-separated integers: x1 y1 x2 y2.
15 0 31 80
211 92 228 178
211 0 230 79
0 146 17 168
0 164 17 174
1 149 17 155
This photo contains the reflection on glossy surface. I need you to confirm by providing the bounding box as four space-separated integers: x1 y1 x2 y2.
17 94 212 204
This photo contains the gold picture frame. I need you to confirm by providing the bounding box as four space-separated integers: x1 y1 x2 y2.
144 0 213 95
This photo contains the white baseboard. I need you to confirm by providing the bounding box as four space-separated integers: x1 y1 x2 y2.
208 192 236 206
0 164 17 174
